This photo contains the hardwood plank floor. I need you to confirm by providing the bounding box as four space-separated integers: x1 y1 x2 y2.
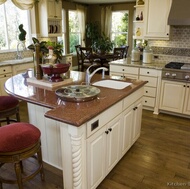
1 101 190 189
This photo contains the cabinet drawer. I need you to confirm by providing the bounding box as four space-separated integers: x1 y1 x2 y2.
142 96 155 107
110 65 139 75
0 73 12 78
87 101 122 138
139 76 157 87
123 87 144 109
144 87 156 97
140 68 158 77
110 72 138 80
0 66 12 74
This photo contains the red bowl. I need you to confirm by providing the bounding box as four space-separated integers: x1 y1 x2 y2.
41 63 70 75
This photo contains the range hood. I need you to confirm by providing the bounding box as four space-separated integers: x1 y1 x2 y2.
168 0 190 25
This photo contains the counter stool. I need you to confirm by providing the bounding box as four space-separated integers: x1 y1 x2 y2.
0 122 44 189
0 96 20 125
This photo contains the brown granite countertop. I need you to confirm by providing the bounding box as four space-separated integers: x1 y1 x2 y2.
5 71 147 126
109 57 165 70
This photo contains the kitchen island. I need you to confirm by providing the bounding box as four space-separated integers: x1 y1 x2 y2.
5 71 147 189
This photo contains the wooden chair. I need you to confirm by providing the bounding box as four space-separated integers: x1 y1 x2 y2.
75 45 82 71
0 122 44 189
0 96 20 126
123 45 129 58
80 47 101 71
113 47 126 60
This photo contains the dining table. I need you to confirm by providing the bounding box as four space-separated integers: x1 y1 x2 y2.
91 52 117 66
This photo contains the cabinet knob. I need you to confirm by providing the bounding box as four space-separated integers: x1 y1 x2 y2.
122 69 125 71
147 72 149 74
187 86 190 88
3 69 5 72
146 91 148 93
108 128 112 132
105 131 109 134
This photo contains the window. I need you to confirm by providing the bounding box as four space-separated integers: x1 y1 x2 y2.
68 10 82 53
0 0 31 51
111 11 129 47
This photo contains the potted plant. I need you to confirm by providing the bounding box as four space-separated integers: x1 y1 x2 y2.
92 34 114 54
28 37 63 63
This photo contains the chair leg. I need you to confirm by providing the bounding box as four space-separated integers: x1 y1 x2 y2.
14 162 23 189
37 147 45 181
6 117 10 124
16 112 20 122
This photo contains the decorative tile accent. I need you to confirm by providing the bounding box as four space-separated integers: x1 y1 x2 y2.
148 26 190 63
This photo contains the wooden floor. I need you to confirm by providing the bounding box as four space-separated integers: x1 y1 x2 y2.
1 101 190 189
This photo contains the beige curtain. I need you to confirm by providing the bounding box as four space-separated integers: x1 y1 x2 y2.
76 4 87 47
0 0 35 10
101 6 112 38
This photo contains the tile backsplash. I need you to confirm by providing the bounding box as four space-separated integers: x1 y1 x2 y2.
149 26 190 64
0 50 33 62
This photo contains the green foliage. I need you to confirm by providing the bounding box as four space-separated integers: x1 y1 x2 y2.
86 22 100 45
27 37 64 62
18 24 27 41
92 34 114 54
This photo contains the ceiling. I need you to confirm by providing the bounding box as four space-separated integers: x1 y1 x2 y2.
69 0 135 4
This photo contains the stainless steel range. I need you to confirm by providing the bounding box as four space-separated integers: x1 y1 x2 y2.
162 62 190 82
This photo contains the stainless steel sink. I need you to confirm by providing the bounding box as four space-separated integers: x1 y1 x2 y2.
92 80 131 89
55 85 101 102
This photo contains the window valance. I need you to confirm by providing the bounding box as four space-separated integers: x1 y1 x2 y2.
0 0 35 10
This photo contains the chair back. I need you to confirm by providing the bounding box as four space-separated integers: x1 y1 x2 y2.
75 45 82 62
113 47 126 59
123 45 129 58
80 47 93 63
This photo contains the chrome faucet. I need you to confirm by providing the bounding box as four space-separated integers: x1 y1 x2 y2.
86 65 108 85
16 41 25 59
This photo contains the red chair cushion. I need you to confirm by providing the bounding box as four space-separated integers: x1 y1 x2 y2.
0 123 41 153
0 96 19 111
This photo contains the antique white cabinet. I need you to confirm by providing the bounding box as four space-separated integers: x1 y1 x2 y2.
87 114 122 189
110 65 139 80
159 80 190 115
139 68 162 114
38 0 62 37
144 0 171 40
0 66 12 96
12 62 34 75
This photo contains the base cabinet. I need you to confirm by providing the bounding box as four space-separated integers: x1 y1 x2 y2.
27 87 144 189
159 80 190 115
0 66 12 96
87 114 122 189
122 98 142 155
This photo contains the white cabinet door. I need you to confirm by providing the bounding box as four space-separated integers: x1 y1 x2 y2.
48 0 62 19
131 98 143 144
87 126 106 189
144 0 171 39
106 115 121 174
183 85 190 115
12 62 34 75
159 80 185 113
0 74 12 96
87 114 121 189
121 105 133 155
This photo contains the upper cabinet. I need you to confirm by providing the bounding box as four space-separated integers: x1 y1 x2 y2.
144 0 171 40
38 0 62 37
47 0 62 19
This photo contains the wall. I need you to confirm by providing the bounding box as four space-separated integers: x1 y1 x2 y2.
149 26 190 64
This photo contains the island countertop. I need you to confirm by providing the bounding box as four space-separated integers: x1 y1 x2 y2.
5 71 147 126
